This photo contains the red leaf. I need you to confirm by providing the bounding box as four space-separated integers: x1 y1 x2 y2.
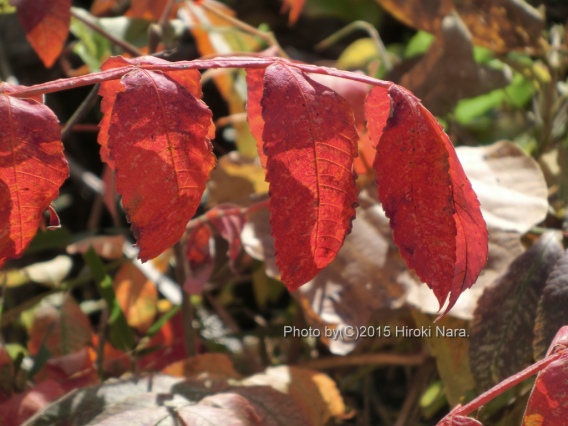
0 84 69 268
184 223 214 294
98 56 204 169
246 68 268 168
261 62 359 290
11 0 71 68
366 85 488 314
523 327 568 425
281 0 306 24
99 56 215 261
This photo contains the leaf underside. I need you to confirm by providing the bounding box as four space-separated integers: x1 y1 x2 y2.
366 84 488 314
260 62 359 290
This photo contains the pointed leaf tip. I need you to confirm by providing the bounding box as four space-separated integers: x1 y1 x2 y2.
261 62 359 290
365 84 488 315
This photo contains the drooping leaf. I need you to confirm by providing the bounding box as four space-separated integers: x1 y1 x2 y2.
469 232 563 391
375 0 544 53
533 251 568 360
261 62 359 290
99 56 215 260
10 0 71 67
523 326 568 426
0 85 69 268
366 84 488 313
209 203 246 265
184 223 215 295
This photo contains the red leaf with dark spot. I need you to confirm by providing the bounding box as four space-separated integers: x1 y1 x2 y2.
261 62 359 290
523 326 568 425
99 57 215 261
366 84 487 314
0 84 69 268
11 0 71 68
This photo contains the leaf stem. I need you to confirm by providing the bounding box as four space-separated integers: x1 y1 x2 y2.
7 57 392 99
70 8 144 57
448 349 564 418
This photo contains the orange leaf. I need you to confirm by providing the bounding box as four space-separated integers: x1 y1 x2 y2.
99 56 215 261
366 85 488 314
113 262 158 334
281 0 306 24
125 0 177 21
0 84 69 268
12 0 70 68
261 62 359 290
246 68 268 168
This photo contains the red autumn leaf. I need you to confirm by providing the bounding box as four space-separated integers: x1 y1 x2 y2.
11 0 71 68
246 68 268 168
366 84 488 314
523 326 568 425
98 56 204 169
99 56 215 261
0 84 69 268
261 62 359 290
185 223 215 294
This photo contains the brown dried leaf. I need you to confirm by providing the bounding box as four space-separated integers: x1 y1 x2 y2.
399 13 509 115
376 0 544 52
162 353 241 380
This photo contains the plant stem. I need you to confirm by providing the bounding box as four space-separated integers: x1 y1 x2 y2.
450 349 564 418
173 242 197 356
7 57 392 99
70 8 144 57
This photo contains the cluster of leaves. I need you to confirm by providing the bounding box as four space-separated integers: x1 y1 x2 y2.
2 0 568 425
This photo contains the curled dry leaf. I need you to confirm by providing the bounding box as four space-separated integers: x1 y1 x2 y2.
469 232 563 391
261 62 359 291
241 208 280 279
399 13 509 116
0 83 69 268
375 0 544 52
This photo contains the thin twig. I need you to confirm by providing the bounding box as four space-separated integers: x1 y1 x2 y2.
61 83 101 140
70 8 144 57
299 352 427 370
186 198 269 230
316 20 392 71
196 0 288 58
173 241 197 356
